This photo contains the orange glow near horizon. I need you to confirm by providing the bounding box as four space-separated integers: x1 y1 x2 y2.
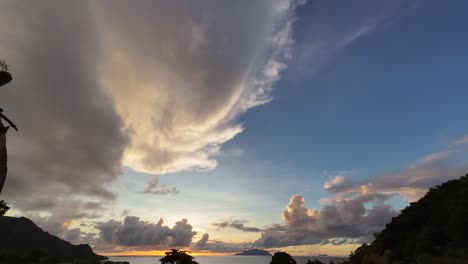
97 244 357 258
98 250 232 257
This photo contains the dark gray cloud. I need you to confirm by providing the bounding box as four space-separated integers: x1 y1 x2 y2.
193 233 209 249
63 228 95 245
95 216 196 247
143 178 180 196
0 2 128 212
26 199 105 236
213 219 263 233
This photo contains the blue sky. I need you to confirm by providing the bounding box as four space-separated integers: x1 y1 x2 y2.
100 0 468 254
3 0 468 256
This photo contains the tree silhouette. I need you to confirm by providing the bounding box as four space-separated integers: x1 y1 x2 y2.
347 173 468 263
159 249 198 264
0 200 9 216
306 260 325 264
0 60 12 87
270 252 296 264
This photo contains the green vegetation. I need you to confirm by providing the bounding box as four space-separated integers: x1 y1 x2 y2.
160 249 198 264
346 173 468 264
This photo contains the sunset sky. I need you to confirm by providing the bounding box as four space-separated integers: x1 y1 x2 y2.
1 0 468 257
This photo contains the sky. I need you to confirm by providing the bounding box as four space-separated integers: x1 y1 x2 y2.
1 0 468 257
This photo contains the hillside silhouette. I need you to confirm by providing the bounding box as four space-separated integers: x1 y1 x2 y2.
348 173 468 264
0 216 106 263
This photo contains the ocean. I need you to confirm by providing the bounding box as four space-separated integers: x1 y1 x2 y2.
108 256 347 264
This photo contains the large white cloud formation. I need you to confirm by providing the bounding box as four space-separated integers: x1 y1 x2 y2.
0 1 303 215
91 0 302 174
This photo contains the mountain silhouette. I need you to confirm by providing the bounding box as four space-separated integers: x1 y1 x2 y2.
0 216 106 263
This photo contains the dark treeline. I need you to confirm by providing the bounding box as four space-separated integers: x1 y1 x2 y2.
345 174 468 264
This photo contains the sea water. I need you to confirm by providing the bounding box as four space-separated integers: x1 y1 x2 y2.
108 256 347 264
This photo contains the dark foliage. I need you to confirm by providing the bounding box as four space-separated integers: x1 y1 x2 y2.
347 174 468 263
270 252 296 264
0 200 8 216
159 249 198 264
306 260 325 264
0 216 106 263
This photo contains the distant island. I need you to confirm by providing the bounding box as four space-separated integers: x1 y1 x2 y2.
236 249 272 256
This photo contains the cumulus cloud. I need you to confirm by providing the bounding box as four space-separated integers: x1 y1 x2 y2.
143 178 179 196
255 194 396 247
95 216 196 248
212 219 263 233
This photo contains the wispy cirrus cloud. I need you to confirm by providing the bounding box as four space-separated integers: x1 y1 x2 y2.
453 135 468 146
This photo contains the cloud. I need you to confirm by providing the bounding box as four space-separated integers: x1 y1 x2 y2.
192 239 253 253
254 194 397 248
0 0 303 220
370 164 468 201
0 1 128 212
193 233 209 249
95 216 196 248
323 175 353 193
293 1 411 75
453 135 468 146
90 0 303 174
64 228 95 245
421 150 455 163
324 160 468 202
143 178 180 196
212 219 263 233
25 199 105 237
